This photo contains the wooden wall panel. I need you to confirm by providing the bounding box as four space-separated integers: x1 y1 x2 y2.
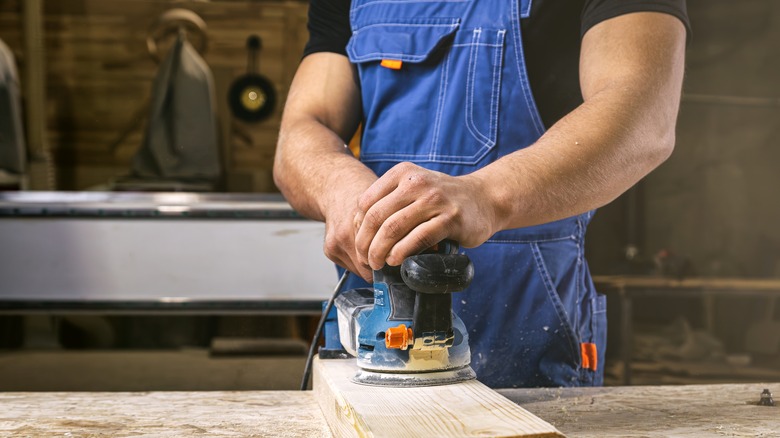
0 0 309 190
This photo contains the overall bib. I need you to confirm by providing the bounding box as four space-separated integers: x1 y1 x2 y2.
326 0 607 388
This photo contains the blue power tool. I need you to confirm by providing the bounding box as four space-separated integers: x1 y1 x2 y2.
334 240 476 387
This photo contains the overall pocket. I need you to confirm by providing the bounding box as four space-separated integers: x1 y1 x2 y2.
347 19 505 165
529 239 583 369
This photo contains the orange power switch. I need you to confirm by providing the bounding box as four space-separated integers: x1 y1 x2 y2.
380 59 403 70
385 324 413 350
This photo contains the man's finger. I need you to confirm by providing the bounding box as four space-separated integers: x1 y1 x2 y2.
331 252 372 283
352 248 374 282
366 200 433 269
385 217 450 267
354 187 414 266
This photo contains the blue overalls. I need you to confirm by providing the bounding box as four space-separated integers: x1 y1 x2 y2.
325 0 607 388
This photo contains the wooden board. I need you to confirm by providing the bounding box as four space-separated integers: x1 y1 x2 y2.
0 391 331 437
312 358 564 438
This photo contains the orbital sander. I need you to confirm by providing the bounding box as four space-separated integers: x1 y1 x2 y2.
334 240 476 387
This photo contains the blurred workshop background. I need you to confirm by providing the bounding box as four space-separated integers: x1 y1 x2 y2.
1 0 779 391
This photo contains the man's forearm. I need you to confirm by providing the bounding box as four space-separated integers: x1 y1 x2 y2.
470 82 676 231
274 117 375 221
468 12 686 234
273 53 375 222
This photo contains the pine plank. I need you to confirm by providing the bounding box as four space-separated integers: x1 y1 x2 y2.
313 358 565 438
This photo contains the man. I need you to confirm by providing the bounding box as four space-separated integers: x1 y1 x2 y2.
274 0 689 388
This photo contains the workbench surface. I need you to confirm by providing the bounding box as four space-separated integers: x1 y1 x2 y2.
499 383 779 437
2 383 777 437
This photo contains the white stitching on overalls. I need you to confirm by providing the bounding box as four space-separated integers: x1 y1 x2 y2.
356 21 458 31
353 0 470 14
431 44 452 161
511 0 545 136
489 30 506 145
523 0 534 17
487 235 574 244
465 28 492 145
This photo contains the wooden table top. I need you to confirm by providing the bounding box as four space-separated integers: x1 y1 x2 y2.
500 383 779 437
2 383 778 437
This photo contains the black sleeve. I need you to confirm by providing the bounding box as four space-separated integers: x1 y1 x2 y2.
302 0 352 58
523 0 690 131
582 0 691 39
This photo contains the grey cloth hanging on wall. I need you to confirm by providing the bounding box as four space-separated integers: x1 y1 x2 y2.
0 39 26 175
132 33 220 180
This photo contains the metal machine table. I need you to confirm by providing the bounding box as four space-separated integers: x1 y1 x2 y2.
0 191 335 315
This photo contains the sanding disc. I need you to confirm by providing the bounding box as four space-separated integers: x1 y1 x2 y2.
351 365 476 387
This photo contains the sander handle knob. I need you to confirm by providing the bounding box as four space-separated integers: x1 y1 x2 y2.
400 253 474 294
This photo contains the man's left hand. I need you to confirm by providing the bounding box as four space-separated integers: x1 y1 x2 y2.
353 162 498 270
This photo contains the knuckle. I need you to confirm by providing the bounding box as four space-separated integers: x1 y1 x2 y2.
355 238 369 256
425 188 443 205
367 241 388 266
353 237 368 256
357 194 371 213
383 218 404 240
359 266 373 281
397 161 416 172
365 209 384 227
415 233 437 251
446 205 462 223
323 239 338 259
367 249 378 264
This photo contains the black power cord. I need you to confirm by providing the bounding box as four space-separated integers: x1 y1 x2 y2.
300 270 350 390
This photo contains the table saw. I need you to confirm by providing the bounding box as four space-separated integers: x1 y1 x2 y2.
0 191 334 314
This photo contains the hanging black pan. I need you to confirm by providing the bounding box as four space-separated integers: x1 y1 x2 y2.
228 35 276 122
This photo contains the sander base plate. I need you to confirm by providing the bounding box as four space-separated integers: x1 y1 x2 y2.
351 365 476 388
